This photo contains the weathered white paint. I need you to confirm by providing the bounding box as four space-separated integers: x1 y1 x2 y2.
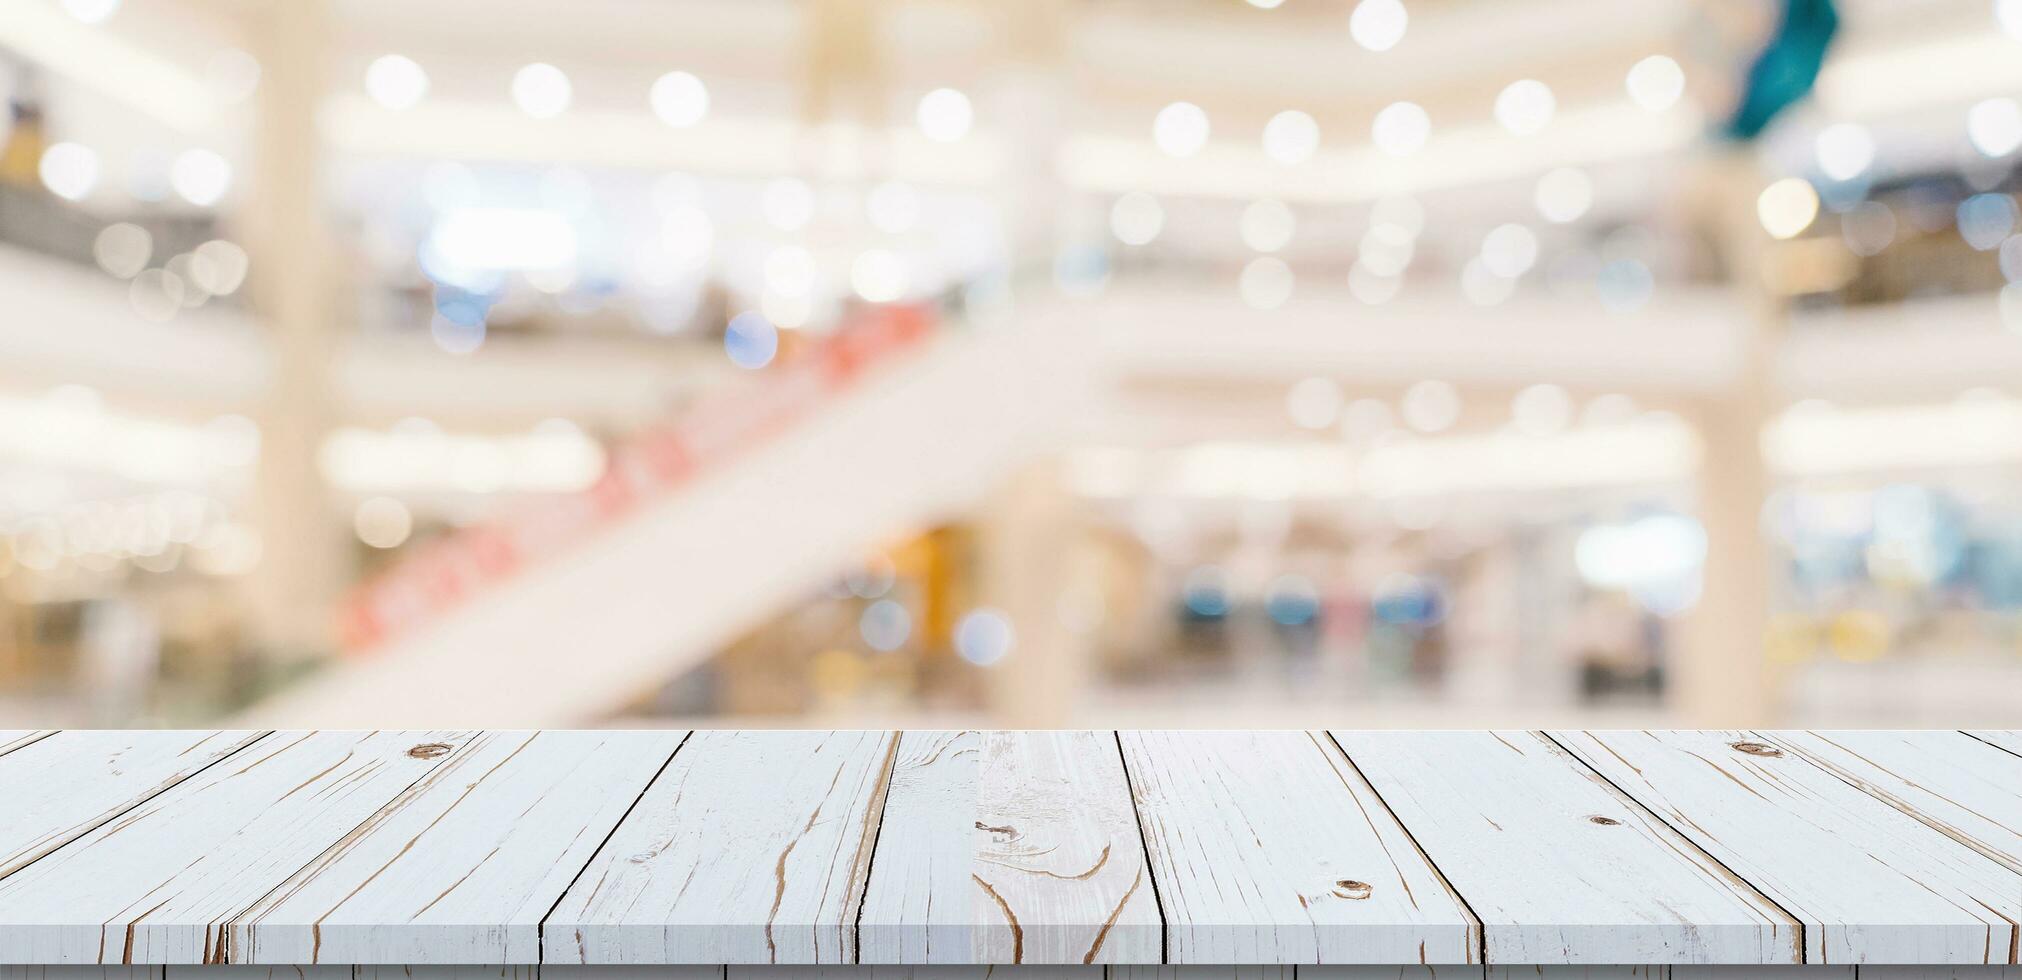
230 731 686 964
1332 731 1798 965
1555 730 2022 965
1117 731 1478 965
1968 732 2022 759
0 732 471 964
0 731 265 879
543 731 898 965
1767 731 2022 875
858 732 1158 965
0 732 53 758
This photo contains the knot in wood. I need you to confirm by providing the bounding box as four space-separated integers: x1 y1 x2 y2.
405 742 452 759
1729 741 1782 758
1332 879 1373 900
1587 814 1621 826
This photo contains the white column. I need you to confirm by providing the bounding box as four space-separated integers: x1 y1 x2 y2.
1673 150 1779 727
240 0 349 659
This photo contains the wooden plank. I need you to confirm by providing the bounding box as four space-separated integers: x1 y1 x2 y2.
0 731 55 758
0 731 266 880
0 731 473 965
733 969 1094 980
547 969 723 980
229 730 687 964
355 968 534 980
1860 969 2022 979
0 969 161 980
1109 969 1291 980
1301 969 1482 980
164 969 349 980
1554 731 2022 965
1331 731 1798 965
857 731 1158 965
543 730 899 965
1766 731 2022 875
1116 731 1479 965
1968 732 2022 759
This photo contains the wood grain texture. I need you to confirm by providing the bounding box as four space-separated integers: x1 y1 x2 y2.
1331 731 1798 965
0 731 472 965
0 969 160 980
858 732 1157 965
1554 731 2022 966
1968 732 2022 759
1765 731 2022 875
734 969 1094 980
1108 969 1290 980
0 731 266 880
543 731 899 965
229 731 687 964
1118 731 1479 965
0 732 55 758
165 968 350 980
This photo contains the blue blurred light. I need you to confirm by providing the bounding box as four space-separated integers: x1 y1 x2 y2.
724 311 778 369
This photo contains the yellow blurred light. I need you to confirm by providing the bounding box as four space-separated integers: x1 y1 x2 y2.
1826 610 1890 663
1756 177 1820 240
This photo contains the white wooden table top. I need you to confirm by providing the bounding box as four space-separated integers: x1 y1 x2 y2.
0 730 2017 970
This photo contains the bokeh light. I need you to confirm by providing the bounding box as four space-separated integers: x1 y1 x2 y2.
1625 55 1685 112
1239 199 1296 253
723 311 777 368
365 55 428 110
353 497 413 549
859 599 912 652
1286 377 1344 431
1957 193 2018 251
1757 177 1820 240
850 249 909 302
1261 110 1320 165
954 609 1014 666
1814 123 1876 182
1239 257 1294 310
38 143 99 202
1349 0 1408 52
92 224 152 280
1535 167 1593 223
650 71 710 128
1110 191 1164 245
1967 98 2022 158
1153 101 1211 157
915 88 973 143
1401 379 1460 433
511 63 572 119
1371 102 1430 157
1494 80 1555 136
171 149 233 207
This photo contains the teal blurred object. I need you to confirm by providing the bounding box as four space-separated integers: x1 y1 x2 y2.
1722 0 1839 141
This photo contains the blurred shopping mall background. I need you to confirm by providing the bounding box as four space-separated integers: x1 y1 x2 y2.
4 0 2022 729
